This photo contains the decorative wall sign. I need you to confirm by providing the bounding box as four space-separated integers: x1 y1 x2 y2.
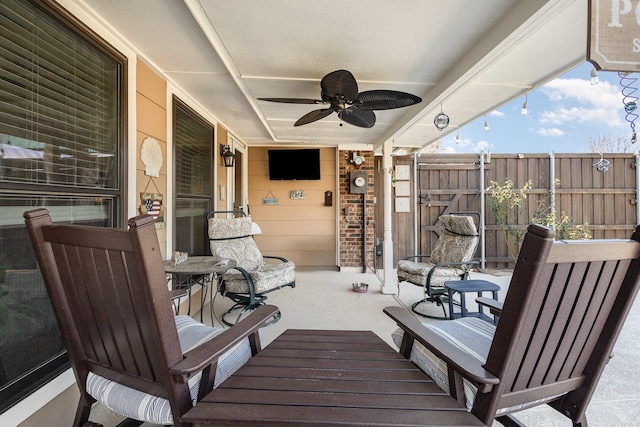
395 165 411 181
140 192 165 228
262 191 278 205
395 197 410 212
588 0 640 72
140 137 163 177
290 190 305 199
395 181 411 196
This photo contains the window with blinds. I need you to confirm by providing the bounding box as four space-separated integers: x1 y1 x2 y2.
175 104 213 197
0 0 121 189
174 99 213 255
0 0 125 413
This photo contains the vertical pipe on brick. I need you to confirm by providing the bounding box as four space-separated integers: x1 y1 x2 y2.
363 192 367 273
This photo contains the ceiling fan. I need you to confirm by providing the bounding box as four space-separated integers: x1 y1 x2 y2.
258 69 422 128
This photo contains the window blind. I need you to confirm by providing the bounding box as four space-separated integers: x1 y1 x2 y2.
175 104 212 196
0 0 120 189
0 0 125 413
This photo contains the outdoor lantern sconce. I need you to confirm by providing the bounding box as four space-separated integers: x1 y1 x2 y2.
220 144 235 167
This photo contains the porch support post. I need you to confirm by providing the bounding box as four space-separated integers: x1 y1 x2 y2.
635 152 640 224
381 140 396 294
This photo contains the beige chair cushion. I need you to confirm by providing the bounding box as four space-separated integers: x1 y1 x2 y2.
208 215 295 294
430 215 478 265
209 217 263 271
223 261 296 293
396 260 465 289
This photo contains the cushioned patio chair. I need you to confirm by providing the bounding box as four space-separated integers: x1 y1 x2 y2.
24 208 279 427
207 213 295 326
397 213 479 318
386 223 640 427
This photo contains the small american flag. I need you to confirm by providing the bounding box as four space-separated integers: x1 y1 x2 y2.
145 199 161 219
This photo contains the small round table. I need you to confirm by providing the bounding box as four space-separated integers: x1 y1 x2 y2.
445 279 501 324
163 256 237 324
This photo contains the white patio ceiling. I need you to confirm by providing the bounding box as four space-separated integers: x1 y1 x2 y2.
78 0 587 151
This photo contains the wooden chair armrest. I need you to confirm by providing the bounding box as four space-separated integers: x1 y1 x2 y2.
384 306 499 390
476 297 503 317
169 304 280 378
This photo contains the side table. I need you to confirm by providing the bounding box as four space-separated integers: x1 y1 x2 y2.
445 279 501 324
163 256 236 324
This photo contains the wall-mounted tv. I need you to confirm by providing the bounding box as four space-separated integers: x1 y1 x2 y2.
268 148 321 180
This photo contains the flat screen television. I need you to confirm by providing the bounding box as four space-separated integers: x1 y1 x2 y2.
268 148 321 180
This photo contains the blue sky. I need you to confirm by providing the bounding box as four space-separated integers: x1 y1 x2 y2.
437 62 639 154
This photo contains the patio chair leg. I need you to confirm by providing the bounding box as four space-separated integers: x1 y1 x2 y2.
410 299 449 320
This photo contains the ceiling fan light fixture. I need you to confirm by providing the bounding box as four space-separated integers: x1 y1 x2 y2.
259 69 421 128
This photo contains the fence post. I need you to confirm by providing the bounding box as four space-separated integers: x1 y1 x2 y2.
635 151 640 224
479 152 486 270
549 152 556 229
413 153 418 255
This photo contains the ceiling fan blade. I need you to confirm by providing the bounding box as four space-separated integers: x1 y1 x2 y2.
338 107 375 128
321 69 359 101
294 108 335 126
356 90 422 110
258 97 324 104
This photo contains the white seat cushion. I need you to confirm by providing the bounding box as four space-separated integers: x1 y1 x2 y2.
392 316 494 408
392 316 564 413
397 259 466 289
85 315 256 425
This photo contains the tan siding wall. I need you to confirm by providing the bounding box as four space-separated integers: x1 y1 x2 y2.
135 59 167 258
247 147 337 267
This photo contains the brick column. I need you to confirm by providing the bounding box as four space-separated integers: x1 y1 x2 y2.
338 150 375 271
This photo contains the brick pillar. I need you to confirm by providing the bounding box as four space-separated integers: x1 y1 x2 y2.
339 150 375 271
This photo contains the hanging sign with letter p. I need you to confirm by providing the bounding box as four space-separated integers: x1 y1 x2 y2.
588 0 640 72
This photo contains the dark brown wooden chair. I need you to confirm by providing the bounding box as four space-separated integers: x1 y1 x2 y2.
386 223 640 427
23 208 279 427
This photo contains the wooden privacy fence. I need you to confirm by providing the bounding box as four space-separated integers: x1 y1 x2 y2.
390 153 640 269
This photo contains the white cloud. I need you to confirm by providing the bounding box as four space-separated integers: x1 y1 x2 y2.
539 78 625 128
438 145 457 153
437 137 489 153
454 137 474 148
489 110 505 117
473 140 490 152
536 127 566 136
